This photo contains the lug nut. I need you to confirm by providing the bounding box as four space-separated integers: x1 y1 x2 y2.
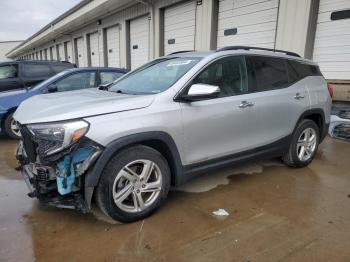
142 184 146 188
136 189 140 193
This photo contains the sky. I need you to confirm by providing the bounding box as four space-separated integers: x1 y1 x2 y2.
0 0 81 41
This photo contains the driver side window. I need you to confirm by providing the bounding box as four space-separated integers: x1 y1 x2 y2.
55 72 96 92
192 56 248 98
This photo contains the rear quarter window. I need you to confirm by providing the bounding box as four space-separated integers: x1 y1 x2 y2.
287 60 322 83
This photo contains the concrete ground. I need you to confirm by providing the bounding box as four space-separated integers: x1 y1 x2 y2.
0 136 349 262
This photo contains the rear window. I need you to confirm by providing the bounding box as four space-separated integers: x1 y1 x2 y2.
287 60 322 83
251 56 289 91
22 63 52 78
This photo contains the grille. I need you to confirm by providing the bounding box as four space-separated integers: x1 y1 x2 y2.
20 126 37 162
333 123 350 140
338 110 350 120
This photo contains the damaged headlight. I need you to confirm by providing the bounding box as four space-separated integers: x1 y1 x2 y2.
28 120 89 156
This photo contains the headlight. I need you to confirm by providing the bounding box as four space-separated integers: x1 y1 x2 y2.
28 120 89 156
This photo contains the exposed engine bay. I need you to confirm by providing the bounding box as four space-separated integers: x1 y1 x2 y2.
16 124 102 212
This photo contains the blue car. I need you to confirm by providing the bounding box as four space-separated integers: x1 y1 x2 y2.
0 67 127 138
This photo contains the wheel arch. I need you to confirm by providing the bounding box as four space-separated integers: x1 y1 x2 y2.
1 107 17 132
297 108 327 141
84 131 184 209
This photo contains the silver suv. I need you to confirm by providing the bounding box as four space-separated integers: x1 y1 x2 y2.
14 46 332 222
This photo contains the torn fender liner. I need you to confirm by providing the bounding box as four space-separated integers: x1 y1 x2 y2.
56 148 94 195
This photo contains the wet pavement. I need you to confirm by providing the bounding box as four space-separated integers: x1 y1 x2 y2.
0 136 349 262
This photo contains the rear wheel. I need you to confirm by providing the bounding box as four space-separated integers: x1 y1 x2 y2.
95 145 171 223
4 113 21 139
283 119 319 167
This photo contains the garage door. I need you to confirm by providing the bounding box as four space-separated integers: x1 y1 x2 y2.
65 41 73 63
89 32 100 66
57 44 65 61
106 26 120 67
130 16 149 69
217 0 279 49
51 46 57 60
76 37 86 67
313 0 350 80
164 1 196 55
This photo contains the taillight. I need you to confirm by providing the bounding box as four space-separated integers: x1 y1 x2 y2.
327 83 334 98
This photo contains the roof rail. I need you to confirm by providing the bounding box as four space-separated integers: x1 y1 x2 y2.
167 50 193 56
216 46 301 58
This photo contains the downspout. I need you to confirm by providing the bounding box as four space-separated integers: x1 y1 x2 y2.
136 0 155 59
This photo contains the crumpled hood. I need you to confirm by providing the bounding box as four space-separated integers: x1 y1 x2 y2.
14 89 155 124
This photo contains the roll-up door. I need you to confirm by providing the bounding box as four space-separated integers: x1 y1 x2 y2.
75 37 86 67
65 41 73 63
217 0 279 49
51 46 57 60
130 16 149 69
57 44 65 61
106 26 120 67
313 0 350 80
88 32 100 66
164 1 196 55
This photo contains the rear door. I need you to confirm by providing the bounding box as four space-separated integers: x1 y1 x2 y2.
0 63 23 92
245 55 310 144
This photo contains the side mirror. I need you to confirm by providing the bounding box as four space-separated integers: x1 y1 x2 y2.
180 84 220 102
98 83 112 91
43 84 58 93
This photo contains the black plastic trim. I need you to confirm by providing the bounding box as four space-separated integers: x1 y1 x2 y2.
182 135 292 180
85 131 184 188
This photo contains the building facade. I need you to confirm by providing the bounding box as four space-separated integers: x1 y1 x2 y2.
6 0 350 83
0 41 22 61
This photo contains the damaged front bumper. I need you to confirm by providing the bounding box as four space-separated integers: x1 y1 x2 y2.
17 139 102 213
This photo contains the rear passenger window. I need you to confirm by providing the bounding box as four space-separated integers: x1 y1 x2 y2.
192 56 248 97
23 63 51 78
100 72 124 85
252 56 289 91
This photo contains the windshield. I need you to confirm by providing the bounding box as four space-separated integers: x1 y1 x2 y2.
109 57 201 94
27 70 67 90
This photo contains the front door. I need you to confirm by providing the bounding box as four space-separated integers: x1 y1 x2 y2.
180 55 258 165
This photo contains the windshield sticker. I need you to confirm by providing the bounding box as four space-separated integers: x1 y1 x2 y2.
166 60 193 67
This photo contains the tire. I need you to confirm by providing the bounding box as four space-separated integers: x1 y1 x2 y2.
4 113 21 139
283 119 320 168
95 145 171 223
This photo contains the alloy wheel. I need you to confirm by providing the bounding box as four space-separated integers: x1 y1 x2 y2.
112 159 162 213
10 118 21 138
296 127 317 161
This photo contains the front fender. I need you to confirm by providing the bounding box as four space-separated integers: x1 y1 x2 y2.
84 131 184 209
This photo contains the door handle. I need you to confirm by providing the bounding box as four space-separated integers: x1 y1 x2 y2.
294 93 305 100
239 101 254 108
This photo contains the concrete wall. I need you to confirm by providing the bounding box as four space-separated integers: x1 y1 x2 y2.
0 41 22 61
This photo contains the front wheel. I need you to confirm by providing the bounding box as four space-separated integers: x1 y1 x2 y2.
4 113 21 139
283 119 320 168
95 145 171 223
